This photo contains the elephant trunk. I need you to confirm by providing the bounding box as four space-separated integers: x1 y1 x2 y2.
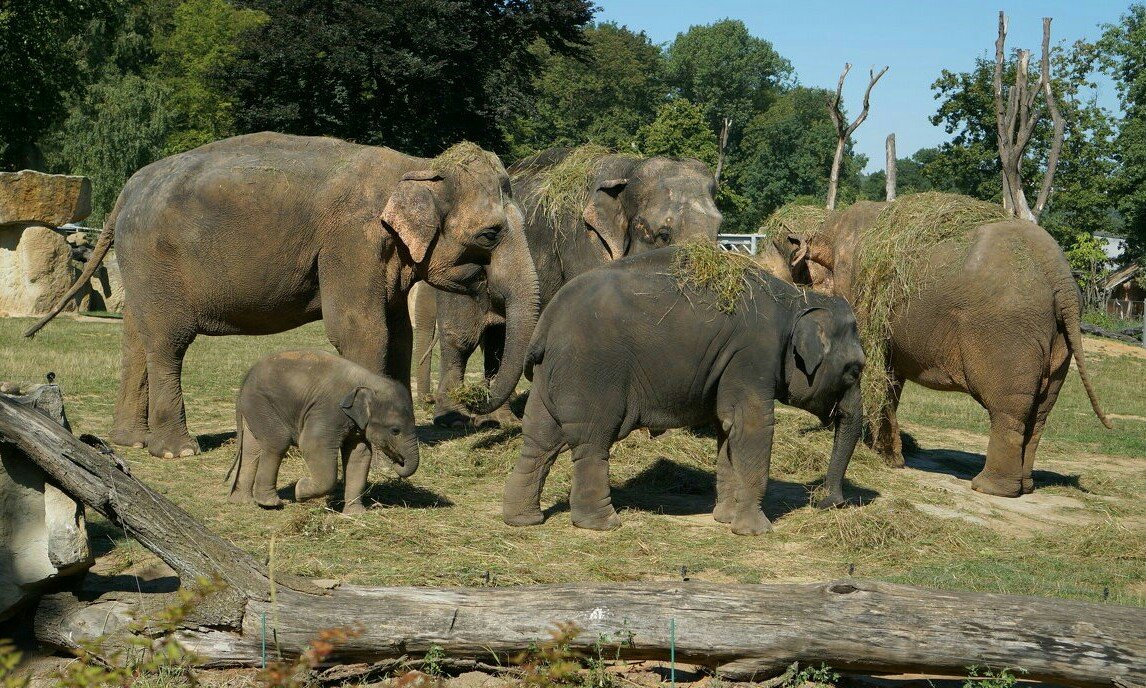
817 384 862 509
477 205 539 415
391 435 420 478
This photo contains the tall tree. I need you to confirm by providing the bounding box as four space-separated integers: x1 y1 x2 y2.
1098 4 1146 264
637 98 717 167
504 22 668 159
222 0 593 157
666 19 792 183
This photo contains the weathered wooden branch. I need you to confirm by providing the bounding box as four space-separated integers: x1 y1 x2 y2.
3 397 1143 686
885 134 897 202
1034 17 1065 218
825 63 888 210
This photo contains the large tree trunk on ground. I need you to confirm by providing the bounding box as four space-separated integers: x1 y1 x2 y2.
2 396 1143 687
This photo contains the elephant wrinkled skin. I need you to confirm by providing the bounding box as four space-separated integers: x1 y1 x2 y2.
26 133 539 459
228 349 418 515
421 148 723 426
502 247 865 535
780 201 1111 497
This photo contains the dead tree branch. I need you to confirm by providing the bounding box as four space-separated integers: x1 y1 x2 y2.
826 63 888 210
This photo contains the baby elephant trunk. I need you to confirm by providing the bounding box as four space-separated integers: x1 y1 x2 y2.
817 384 862 509
384 435 421 478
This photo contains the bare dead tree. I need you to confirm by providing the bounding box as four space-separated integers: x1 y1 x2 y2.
993 12 1065 222
825 63 889 210
885 133 897 202
714 116 732 185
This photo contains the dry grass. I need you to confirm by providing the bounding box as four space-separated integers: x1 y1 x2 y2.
761 203 832 240
1 316 1141 605
521 145 640 227
447 381 492 413
669 240 764 314
850 193 1010 430
430 141 505 177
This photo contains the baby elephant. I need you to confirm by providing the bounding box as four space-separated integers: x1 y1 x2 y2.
503 246 866 535
227 349 419 514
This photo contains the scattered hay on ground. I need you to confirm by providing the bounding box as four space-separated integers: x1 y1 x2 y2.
524 145 640 226
760 203 831 242
430 141 504 177
447 381 492 413
670 240 764 314
853 193 1009 430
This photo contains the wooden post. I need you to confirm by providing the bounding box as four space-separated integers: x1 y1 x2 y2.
885 134 897 202
2 397 1143 687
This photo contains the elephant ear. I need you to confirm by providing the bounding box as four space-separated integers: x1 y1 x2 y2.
582 178 629 260
785 233 809 267
381 171 445 264
339 387 373 430
792 309 830 379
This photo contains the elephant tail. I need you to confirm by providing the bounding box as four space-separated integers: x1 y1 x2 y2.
225 410 245 489
24 201 120 338
1055 266 1113 430
523 313 550 383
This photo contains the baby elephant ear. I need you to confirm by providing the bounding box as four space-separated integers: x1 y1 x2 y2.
792 309 829 379
381 171 445 265
339 387 372 430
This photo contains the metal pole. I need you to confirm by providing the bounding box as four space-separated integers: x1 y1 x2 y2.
1141 301 1145 347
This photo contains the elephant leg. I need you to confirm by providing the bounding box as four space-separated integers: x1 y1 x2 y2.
872 376 905 468
972 396 1033 498
411 282 438 406
721 396 775 536
110 306 149 448
434 332 478 428
295 430 341 503
713 424 737 523
251 432 291 509
569 440 620 531
143 328 200 458
1021 343 1070 494
228 417 261 504
384 301 413 390
341 441 372 515
475 323 514 426
503 395 565 526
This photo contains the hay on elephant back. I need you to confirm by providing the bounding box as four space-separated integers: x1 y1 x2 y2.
670 240 765 314
854 192 1009 429
430 141 504 176
760 203 832 242
523 144 641 226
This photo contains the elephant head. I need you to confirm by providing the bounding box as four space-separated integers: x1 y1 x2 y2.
581 156 723 260
340 384 420 478
382 144 540 414
781 301 865 509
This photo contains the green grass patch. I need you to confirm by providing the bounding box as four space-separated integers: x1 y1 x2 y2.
447 381 492 413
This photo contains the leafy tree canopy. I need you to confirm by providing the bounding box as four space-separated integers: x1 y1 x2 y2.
637 99 717 167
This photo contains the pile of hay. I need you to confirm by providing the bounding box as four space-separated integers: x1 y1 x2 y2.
760 203 831 240
526 144 640 225
447 381 492 413
853 192 1009 429
430 141 504 176
670 240 764 314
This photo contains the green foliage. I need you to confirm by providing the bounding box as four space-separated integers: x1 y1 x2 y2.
638 99 718 168
421 645 447 677
153 0 267 154
963 666 1027 688
0 641 28 688
506 23 668 159
851 193 1009 431
792 663 841 687
860 147 938 201
43 73 176 223
514 622 584 688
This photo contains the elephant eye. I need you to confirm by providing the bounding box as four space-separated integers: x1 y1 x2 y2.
477 226 501 245
656 231 671 244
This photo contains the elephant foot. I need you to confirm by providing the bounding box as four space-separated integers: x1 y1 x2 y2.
147 432 200 459
815 491 846 510
295 478 333 503
503 506 545 527
227 489 255 505
571 507 622 531
109 427 148 449
731 510 772 536
878 448 905 468
434 409 472 429
971 471 1022 498
1021 477 1034 494
254 489 283 509
342 501 368 515
712 501 737 523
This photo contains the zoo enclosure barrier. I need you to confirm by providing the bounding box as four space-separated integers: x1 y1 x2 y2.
1106 299 1144 320
717 233 766 254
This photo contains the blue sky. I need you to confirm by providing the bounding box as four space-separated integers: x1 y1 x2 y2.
595 0 1130 172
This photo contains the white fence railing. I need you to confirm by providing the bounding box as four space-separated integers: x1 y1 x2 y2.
717 233 766 254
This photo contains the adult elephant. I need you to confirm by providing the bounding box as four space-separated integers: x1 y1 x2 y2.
418 146 723 426
779 195 1111 497
26 132 539 459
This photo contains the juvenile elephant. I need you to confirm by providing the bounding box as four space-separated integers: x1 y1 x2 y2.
228 349 418 514
780 198 1111 496
27 133 539 459
418 147 723 424
502 246 866 535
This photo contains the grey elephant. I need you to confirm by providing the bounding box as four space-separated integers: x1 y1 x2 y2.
502 246 866 535
779 195 1111 496
227 349 417 514
27 133 539 459
416 147 723 425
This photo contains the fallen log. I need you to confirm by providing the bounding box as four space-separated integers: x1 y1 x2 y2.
2 396 1143 687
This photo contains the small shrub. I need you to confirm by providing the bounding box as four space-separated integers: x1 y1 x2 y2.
422 645 447 677
0 642 28 688
792 662 841 687
963 665 1026 688
514 622 584 688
